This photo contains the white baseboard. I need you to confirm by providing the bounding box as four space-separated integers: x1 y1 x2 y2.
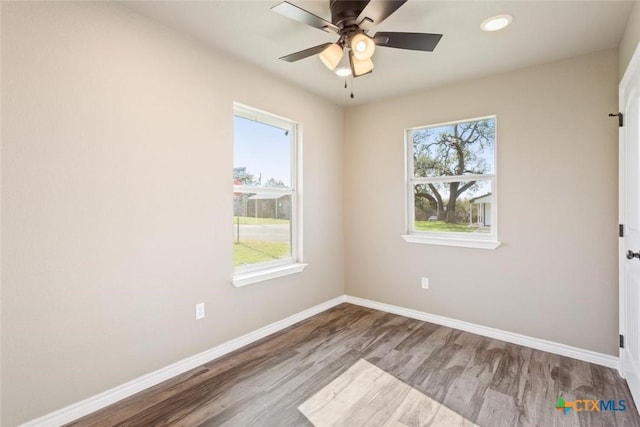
19 295 347 427
345 295 619 369
21 293 619 426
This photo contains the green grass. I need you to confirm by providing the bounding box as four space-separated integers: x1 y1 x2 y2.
415 220 478 233
234 240 290 266
233 216 290 225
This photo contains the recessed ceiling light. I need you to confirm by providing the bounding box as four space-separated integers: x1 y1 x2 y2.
481 14 512 32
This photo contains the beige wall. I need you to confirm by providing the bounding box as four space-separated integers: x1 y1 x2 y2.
0 2 344 425
344 49 619 356
619 1 640 79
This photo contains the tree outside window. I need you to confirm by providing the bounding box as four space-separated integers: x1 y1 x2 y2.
406 116 497 243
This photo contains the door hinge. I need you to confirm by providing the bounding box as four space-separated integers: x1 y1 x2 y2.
609 112 623 127
620 224 624 237
620 334 625 349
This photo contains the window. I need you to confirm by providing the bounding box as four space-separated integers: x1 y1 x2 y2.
402 116 501 249
232 104 305 286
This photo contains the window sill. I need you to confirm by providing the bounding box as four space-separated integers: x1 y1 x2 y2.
232 263 308 287
401 234 502 250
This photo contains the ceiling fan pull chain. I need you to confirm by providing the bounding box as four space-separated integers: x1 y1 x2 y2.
350 74 355 99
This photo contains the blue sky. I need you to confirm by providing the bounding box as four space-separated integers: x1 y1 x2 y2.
233 116 291 186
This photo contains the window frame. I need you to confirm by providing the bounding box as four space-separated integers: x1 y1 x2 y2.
402 115 501 249
232 103 306 286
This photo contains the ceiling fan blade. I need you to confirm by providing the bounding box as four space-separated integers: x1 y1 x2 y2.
356 0 407 31
374 32 442 52
279 43 333 62
271 2 339 34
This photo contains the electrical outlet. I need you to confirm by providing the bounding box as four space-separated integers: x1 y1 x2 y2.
421 277 429 289
195 302 205 320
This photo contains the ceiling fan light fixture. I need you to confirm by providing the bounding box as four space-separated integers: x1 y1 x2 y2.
319 43 343 70
350 33 376 60
335 46 351 77
349 52 374 77
335 67 351 77
481 14 512 32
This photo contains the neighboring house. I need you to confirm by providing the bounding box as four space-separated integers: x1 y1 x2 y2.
469 193 492 227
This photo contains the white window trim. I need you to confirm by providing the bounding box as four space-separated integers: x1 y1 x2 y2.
401 234 501 249
232 262 308 287
232 103 304 286
404 115 501 250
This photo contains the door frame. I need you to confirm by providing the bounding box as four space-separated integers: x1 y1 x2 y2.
619 40 640 385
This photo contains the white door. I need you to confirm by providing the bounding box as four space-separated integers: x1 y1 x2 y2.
620 43 640 408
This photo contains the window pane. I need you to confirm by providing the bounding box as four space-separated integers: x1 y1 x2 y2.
233 115 291 188
409 118 495 178
414 180 493 234
233 193 292 267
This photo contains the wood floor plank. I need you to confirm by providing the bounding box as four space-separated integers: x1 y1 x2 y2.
476 388 518 427
441 333 484 418
69 304 640 427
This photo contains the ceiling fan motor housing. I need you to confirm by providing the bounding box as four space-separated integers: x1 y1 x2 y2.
329 0 369 29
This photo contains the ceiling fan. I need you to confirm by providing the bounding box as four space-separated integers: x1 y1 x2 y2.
271 0 443 78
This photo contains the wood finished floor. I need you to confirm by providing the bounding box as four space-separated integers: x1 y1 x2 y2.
299 358 479 426
68 304 640 426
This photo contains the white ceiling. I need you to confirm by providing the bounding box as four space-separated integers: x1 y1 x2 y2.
122 1 634 106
